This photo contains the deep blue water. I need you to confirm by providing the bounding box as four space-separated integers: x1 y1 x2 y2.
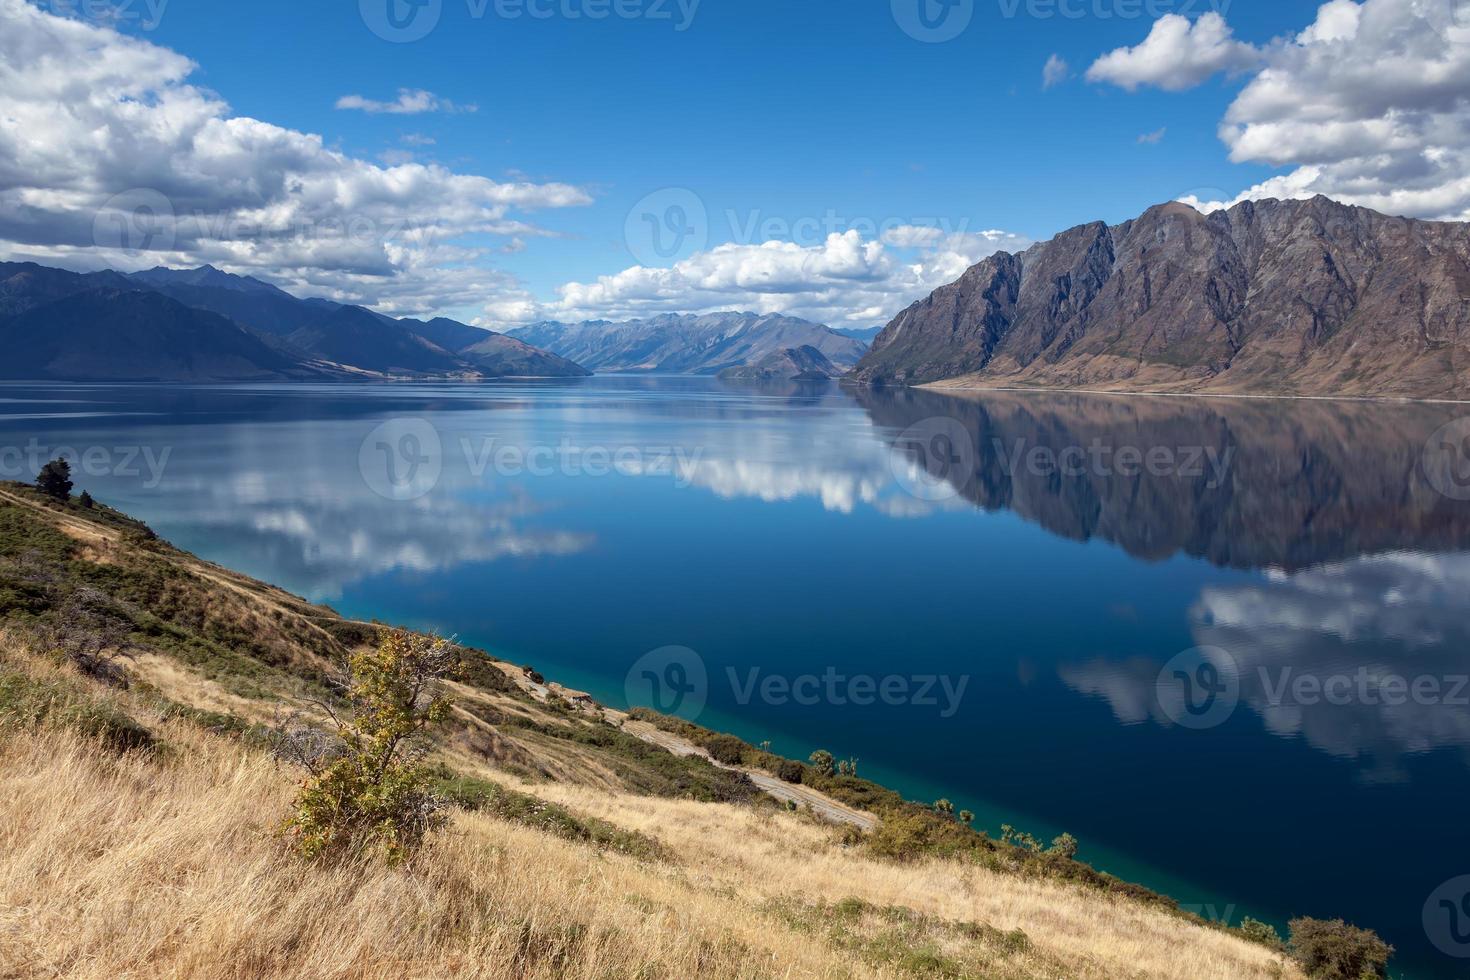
3 376 1469 978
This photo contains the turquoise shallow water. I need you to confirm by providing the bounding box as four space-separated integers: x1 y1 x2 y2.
3 376 1469 978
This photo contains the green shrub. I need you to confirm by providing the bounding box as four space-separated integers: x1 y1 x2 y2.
809 749 836 777
775 759 803 783
1288 917 1392 979
281 629 455 863
704 732 745 765
1240 917 1283 949
0 666 153 752
437 774 667 861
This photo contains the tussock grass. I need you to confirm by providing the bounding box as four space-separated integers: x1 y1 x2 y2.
0 655 1302 980
0 488 1308 979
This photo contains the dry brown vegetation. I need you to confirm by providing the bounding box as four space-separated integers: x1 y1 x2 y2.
0 484 1308 979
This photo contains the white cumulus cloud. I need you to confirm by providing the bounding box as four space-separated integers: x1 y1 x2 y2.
0 0 588 315
500 227 1033 327
1086 13 1261 91
1099 0 1470 221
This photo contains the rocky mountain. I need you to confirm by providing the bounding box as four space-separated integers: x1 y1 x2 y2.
0 262 135 318
456 331 591 378
285 306 472 377
513 312 866 375
718 345 842 381
0 262 588 381
0 287 316 381
852 197 1470 399
129 265 337 337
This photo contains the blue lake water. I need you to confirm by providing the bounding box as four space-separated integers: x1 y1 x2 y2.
3 376 1469 978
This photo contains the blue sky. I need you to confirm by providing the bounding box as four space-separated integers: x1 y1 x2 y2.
152 0 1289 288
1 0 1464 327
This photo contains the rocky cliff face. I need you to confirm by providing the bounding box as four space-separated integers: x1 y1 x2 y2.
851 197 1470 399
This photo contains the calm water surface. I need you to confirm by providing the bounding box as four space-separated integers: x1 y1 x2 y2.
3 376 1469 978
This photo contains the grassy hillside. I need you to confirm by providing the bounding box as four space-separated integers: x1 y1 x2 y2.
0 481 1367 979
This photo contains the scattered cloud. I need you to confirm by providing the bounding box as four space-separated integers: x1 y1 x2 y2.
334 88 476 115
1137 127 1167 144
1086 13 1260 91
0 0 588 316
401 133 437 146
1123 0 1470 220
488 227 1033 327
1042 53 1070 89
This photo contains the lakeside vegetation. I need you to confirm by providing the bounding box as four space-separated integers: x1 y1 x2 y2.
0 472 1392 978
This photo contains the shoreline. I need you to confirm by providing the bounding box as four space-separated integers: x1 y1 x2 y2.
839 376 1470 406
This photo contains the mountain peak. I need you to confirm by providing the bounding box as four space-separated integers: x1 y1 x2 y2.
852 196 1470 399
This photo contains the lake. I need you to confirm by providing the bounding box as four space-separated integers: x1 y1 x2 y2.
3 376 1468 978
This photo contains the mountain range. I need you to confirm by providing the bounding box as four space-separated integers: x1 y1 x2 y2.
852 197 1470 400
0 262 588 382
717 345 843 381
512 313 867 375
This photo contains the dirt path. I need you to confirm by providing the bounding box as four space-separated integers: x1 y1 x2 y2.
623 720 878 830
488 660 878 831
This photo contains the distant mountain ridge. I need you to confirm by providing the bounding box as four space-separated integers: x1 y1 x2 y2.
852 197 1470 400
718 345 842 381
0 262 588 382
513 312 867 375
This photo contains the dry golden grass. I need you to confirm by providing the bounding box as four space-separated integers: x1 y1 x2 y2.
0 489 1304 979
0 660 1302 980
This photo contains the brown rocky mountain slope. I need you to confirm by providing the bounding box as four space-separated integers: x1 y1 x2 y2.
851 197 1470 399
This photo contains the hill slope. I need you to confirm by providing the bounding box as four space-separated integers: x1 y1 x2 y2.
0 288 315 381
852 197 1470 399
516 312 867 375
0 261 589 381
719 345 843 381
0 485 1317 980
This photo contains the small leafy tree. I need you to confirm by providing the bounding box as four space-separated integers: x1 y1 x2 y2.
281 629 457 862
77 490 94 509
809 749 836 777
1240 917 1283 949
36 458 72 501
837 757 859 777
934 798 955 817
1288 918 1392 979
1001 823 1042 852
1047 832 1078 859
958 809 974 826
